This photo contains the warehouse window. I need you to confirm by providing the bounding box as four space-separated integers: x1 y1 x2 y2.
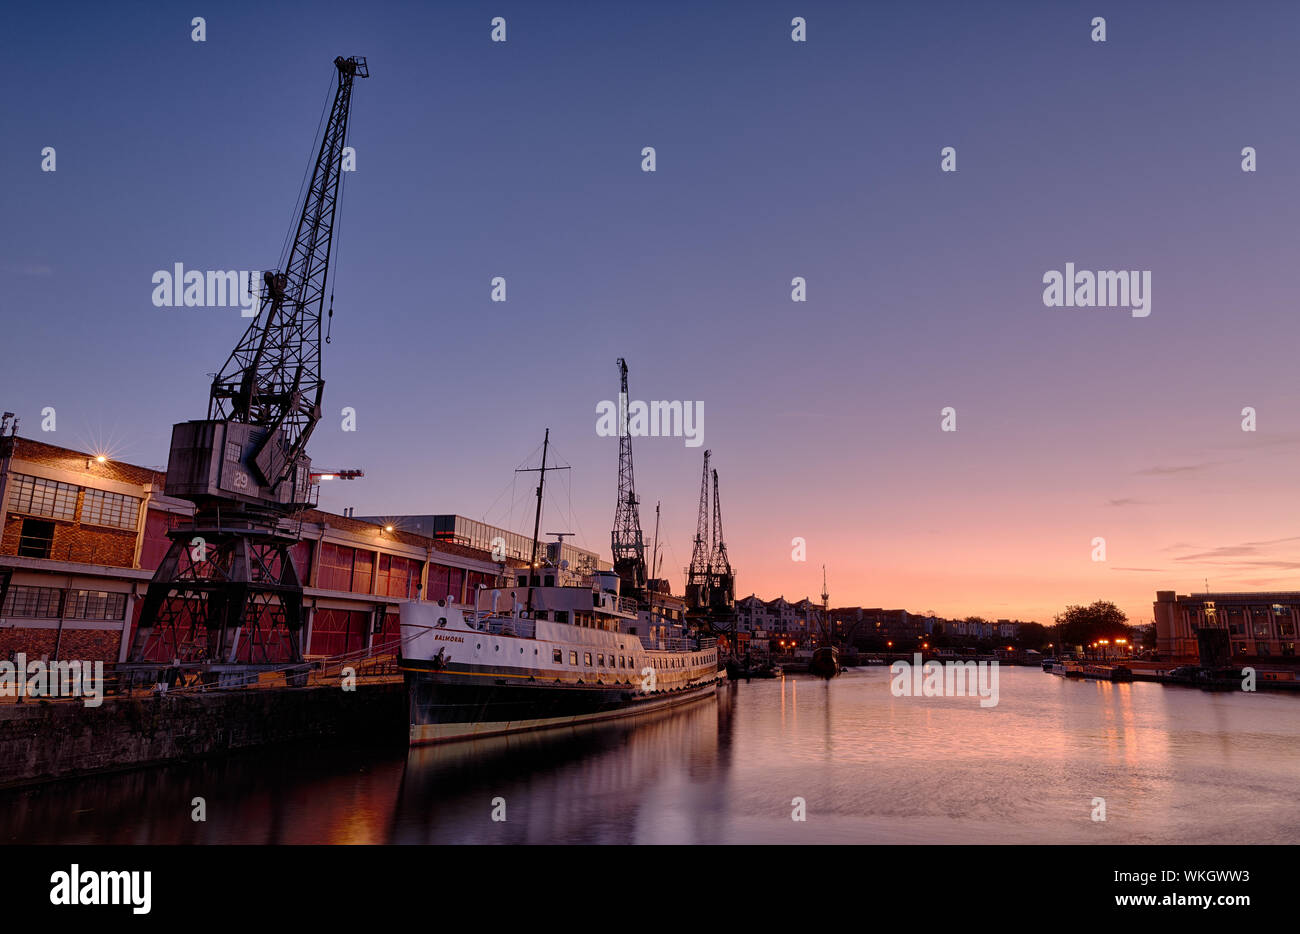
64 590 127 620
82 489 141 530
2 585 62 618
10 474 78 521
17 519 54 558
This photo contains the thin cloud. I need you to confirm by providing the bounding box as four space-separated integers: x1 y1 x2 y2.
1242 535 1300 547
1136 462 1221 476
1166 536 1300 573
1176 546 1261 561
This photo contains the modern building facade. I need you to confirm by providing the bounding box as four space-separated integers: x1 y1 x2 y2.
356 514 607 576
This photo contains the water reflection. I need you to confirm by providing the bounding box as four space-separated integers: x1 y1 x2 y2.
391 696 728 844
3 669 1299 844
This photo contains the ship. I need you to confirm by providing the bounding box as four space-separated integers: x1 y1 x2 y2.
808 645 841 678
398 566 724 744
398 428 724 745
807 565 841 678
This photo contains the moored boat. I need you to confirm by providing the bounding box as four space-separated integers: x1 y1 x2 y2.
399 566 723 745
1049 660 1085 678
1083 664 1133 681
809 645 840 678
398 428 723 745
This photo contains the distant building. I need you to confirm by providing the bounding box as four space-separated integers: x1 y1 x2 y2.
735 595 768 633
355 514 607 576
734 595 819 643
830 608 924 648
1154 590 1299 659
736 596 1032 650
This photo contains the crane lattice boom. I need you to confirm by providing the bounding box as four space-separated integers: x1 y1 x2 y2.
611 358 647 596
208 55 368 496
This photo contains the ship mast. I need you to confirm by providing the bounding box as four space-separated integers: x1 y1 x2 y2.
821 565 830 645
651 500 661 585
515 429 567 614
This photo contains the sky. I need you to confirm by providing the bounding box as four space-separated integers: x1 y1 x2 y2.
4 0 1300 627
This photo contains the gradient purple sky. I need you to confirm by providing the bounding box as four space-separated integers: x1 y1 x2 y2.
5 0 1300 626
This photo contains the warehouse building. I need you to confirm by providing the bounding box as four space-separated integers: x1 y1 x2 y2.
0 435 512 664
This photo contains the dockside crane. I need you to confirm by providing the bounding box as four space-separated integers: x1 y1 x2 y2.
611 358 647 601
708 467 735 619
685 449 712 620
124 56 369 686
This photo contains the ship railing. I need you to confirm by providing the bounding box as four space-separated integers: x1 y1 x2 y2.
616 595 639 615
465 614 536 639
638 635 704 653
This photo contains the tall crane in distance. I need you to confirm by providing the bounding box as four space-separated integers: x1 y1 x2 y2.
708 467 735 620
611 358 647 601
685 449 712 621
125 56 369 686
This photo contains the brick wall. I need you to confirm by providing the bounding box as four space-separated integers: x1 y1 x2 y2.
8 437 162 488
1 512 137 567
1 437 152 568
0 627 120 662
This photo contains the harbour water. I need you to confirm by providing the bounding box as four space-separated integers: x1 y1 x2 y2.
4 667 1298 844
